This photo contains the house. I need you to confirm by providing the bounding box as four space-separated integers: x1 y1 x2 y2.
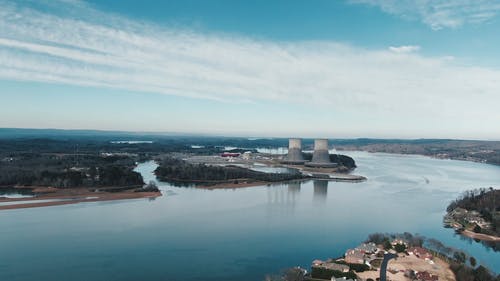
408 247 433 260
355 242 378 254
221 152 240 157
331 277 356 281
312 260 350 273
242 151 252 160
312 259 324 266
416 271 438 281
345 249 365 264
325 263 350 273
391 239 407 247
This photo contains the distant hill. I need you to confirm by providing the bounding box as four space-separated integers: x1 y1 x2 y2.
1 128 499 165
0 128 196 140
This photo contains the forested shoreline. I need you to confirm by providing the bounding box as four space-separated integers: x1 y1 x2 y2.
0 153 143 188
154 157 306 186
446 188 500 237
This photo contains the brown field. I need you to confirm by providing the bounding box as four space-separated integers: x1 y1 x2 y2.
356 254 455 281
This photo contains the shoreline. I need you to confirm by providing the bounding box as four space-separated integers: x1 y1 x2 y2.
444 217 500 243
0 186 161 210
461 229 500 242
158 174 366 190
336 148 500 167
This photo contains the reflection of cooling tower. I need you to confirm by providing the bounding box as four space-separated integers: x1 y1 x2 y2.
313 180 328 201
288 182 301 193
306 139 337 167
282 138 305 164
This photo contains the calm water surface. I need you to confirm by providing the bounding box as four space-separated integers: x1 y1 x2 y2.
1 151 499 281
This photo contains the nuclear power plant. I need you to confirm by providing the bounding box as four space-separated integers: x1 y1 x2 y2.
282 138 338 168
282 138 305 164
306 138 338 168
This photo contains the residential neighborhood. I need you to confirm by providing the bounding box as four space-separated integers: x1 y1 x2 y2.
444 207 491 231
302 238 455 281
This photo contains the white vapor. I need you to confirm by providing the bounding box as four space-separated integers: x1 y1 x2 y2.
350 0 500 30
0 0 500 138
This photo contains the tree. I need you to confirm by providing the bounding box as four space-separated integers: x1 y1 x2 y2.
383 239 393 250
473 224 481 233
282 267 305 281
473 266 495 281
469 256 476 268
454 251 467 264
143 181 159 192
394 243 406 253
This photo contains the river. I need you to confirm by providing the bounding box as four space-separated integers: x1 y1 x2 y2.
1 151 499 281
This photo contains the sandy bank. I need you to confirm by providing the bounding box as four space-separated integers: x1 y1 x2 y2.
461 229 500 242
0 186 161 210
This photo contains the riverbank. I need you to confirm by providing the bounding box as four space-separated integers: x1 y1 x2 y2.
461 229 500 242
159 174 366 190
444 189 499 245
197 180 270 189
0 186 161 210
444 216 500 244
336 145 500 167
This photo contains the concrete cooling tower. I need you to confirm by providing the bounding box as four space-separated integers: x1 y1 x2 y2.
282 138 305 164
306 139 337 168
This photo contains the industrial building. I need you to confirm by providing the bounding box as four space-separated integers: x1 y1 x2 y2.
305 138 338 168
281 138 306 164
282 137 339 168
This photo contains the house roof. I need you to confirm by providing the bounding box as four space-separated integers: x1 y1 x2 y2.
416 271 438 281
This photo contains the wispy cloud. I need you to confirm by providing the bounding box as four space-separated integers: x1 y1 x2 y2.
389 45 421 54
0 0 500 138
350 0 500 30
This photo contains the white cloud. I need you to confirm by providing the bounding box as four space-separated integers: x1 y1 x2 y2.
350 0 500 30
389 45 421 53
0 0 500 138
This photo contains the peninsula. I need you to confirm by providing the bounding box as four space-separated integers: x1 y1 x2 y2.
444 188 500 249
273 233 498 281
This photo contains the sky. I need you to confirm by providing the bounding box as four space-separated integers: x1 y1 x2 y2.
1 0 500 139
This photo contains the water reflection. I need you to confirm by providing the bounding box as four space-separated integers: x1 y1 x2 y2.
456 231 500 251
266 182 301 216
288 182 301 193
313 180 328 203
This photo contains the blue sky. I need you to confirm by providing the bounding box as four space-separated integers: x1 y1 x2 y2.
1 0 500 139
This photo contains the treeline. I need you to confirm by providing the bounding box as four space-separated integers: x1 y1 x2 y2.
302 153 356 169
0 138 258 159
447 188 500 236
155 157 305 185
0 153 143 188
310 267 357 280
366 232 424 248
365 232 499 281
334 139 500 166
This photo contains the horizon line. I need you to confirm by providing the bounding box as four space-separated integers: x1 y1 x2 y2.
1 127 499 142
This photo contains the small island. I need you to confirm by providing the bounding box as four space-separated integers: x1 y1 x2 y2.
153 151 362 189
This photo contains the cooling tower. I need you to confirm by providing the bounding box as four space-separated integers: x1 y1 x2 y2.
282 138 305 164
306 139 337 168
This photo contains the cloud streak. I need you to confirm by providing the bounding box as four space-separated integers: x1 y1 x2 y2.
350 0 500 30
0 0 500 138
389 45 421 54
